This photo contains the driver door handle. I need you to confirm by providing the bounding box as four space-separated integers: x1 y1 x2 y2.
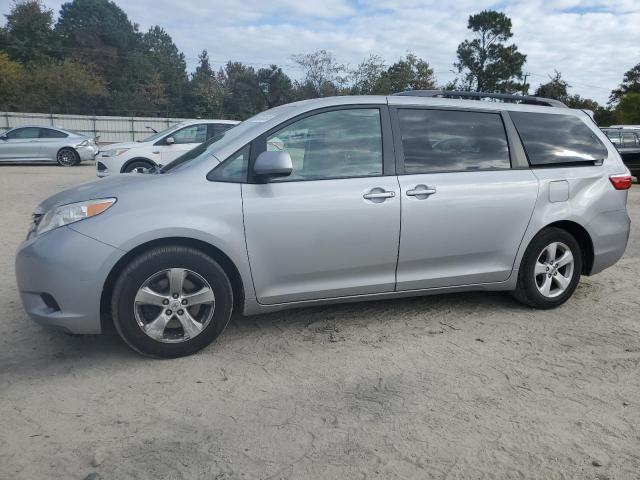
407 185 437 197
363 190 395 200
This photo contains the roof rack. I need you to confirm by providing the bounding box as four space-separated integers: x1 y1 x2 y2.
392 90 568 108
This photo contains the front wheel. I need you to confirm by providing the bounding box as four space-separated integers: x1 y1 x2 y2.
512 227 582 309
56 148 80 166
111 246 233 358
123 160 154 174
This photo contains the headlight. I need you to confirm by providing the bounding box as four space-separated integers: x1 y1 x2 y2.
36 198 116 236
101 148 130 157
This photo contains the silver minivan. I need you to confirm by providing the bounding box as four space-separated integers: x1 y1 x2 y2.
15 91 633 358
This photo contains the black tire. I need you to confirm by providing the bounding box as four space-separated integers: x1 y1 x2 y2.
111 246 233 358
56 147 80 166
123 159 154 174
512 227 582 309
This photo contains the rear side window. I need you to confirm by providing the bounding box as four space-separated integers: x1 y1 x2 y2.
621 131 639 147
39 128 68 138
397 109 510 174
511 112 608 166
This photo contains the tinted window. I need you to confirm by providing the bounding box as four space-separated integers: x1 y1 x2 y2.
511 112 608 166
208 124 234 139
621 131 639 147
266 108 383 181
39 128 68 138
604 130 621 144
397 109 510 173
171 124 207 144
208 146 249 183
7 127 41 139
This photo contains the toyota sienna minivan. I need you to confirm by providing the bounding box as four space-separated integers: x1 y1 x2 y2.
16 91 632 358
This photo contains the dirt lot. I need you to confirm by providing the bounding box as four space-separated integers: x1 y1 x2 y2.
0 164 638 480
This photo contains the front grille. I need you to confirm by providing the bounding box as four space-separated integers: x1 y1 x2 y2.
97 161 107 171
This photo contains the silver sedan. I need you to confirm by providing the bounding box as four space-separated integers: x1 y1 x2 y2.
0 126 98 166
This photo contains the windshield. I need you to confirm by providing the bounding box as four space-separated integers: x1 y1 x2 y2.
141 123 185 142
161 106 295 173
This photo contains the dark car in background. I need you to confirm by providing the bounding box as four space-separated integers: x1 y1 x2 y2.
602 127 640 177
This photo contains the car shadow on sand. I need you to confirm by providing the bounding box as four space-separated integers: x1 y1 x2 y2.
0 290 520 381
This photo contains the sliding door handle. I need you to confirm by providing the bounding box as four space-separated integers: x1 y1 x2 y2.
406 185 436 197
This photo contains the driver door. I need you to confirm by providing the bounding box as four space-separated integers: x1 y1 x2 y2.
0 127 42 161
159 124 208 164
241 106 401 305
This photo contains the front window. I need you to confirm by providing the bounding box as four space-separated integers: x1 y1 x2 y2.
171 124 207 144
141 123 184 143
265 108 383 182
7 127 41 139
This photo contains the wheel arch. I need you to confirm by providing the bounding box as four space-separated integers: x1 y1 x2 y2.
56 146 80 162
120 157 157 173
100 237 245 330
537 220 595 275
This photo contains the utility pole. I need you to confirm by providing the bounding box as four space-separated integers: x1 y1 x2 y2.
522 72 530 95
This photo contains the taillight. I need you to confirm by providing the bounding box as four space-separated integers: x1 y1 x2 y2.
609 175 633 190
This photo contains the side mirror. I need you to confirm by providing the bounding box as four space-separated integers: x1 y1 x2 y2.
0 134 7 141
253 151 293 179
165 136 175 145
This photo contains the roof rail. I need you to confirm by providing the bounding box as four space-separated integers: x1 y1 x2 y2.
392 90 568 108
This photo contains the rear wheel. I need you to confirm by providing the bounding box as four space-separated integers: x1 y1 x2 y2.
512 227 582 309
123 159 154 174
56 147 80 166
111 246 233 358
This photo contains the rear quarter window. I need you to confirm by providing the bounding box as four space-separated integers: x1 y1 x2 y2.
510 112 608 166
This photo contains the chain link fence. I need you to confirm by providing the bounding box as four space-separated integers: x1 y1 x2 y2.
0 111 208 144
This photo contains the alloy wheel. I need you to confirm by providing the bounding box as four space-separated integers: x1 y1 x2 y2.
133 268 216 343
57 149 77 166
534 241 575 298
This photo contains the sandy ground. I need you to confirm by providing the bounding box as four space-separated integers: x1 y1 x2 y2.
0 164 639 480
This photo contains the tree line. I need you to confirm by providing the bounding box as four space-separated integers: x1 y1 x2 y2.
1 0 639 125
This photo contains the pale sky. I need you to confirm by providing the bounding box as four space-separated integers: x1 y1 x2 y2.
3 0 640 104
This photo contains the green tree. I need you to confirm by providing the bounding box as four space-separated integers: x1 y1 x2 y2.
1 0 58 63
454 10 527 93
142 26 188 111
372 52 436 94
616 93 640 124
220 61 264 119
56 0 153 113
186 50 225 117
534 70 569 100
0 52 24 109
594 107 618 127
610 63 640 104
350 54 386 94
256 65 294 108
291 49 346 97
20 58 107 113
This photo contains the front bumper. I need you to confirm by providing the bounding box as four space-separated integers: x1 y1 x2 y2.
15 226 123 334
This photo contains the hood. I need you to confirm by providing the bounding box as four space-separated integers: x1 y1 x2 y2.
100 141 142 151
35 174 155 213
